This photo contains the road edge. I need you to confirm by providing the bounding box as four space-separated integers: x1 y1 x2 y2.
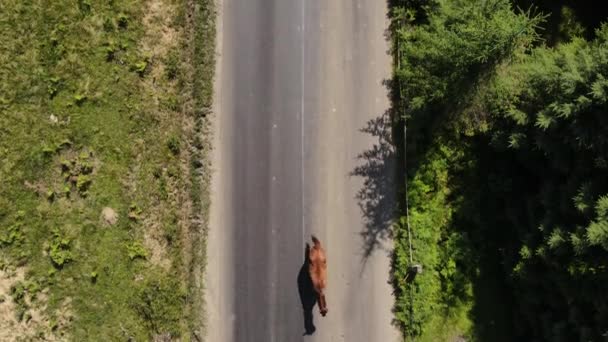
204 0 225 339
184 0 217 339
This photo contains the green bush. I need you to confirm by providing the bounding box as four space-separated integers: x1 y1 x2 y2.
166 135 180 155
117 13 129 29
73 93 87 106
165 49 180 80
133 274 185 336
76 174 92 195
105 43 118 61
49 229 73 268
126 242 148 260
393 1 608 340
103 17 115 32
10 281 30 321
128 203 142 221
59 151 95 196
47 77 61 98
133 61 148 77
46 190 55 201
0 224 24 247
393 0 541 337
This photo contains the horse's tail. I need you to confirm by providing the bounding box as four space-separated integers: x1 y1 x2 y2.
311 235 321 247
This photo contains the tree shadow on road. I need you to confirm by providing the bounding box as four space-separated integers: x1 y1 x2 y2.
297 243 317 335
351 80 399 260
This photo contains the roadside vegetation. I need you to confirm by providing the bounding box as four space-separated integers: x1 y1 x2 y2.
0 0 214 340
390 0 608 340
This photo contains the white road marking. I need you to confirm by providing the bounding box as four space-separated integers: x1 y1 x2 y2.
301 0 306 245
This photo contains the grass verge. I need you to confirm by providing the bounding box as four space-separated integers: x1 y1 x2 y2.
0 0 215 339
182 0 216 339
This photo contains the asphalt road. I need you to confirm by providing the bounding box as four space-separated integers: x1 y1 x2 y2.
206 0 399 341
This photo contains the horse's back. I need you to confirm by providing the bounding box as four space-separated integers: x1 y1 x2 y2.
309 245 327 290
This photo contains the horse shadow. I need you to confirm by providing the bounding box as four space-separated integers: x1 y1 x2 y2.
297 243 317 335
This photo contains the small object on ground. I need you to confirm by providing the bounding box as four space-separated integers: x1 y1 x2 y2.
409 264 423 274
101 207 118 226
404 264 423 283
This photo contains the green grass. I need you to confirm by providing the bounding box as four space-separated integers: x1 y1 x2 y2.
392 139 474 340
0 0 214 339
184 0 217 336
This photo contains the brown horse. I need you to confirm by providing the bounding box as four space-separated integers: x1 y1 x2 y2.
309 235 328 316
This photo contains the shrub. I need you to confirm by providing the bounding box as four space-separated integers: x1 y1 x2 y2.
133 274 185 335
10 282 25 302
0 222 24 247
10 281 29 321
78 0 91 15
163 223 178 246
117 14 129 29
133 61 148 77
166 135 180 155
74 94 87 106
128 203 142 221
62 185 71 197
103 17 115 32
162 95 180 112
76 174 92 195
47 77 61 98
105 43 118 61
49 229 73 268
126 242 148 260
165 50 180 80
60 151 95 196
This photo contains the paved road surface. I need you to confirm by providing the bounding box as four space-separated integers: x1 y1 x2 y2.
206 0 399 341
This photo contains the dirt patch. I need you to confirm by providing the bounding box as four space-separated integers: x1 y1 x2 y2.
0 267 26 337
0 267 41 341
153 332 172 342
52 298 74 338
142 0 179 83
23 180 46 197
101 207 118 226
143 218 171 270
137 0 188 272
143 0 178 55
0 266 72 341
